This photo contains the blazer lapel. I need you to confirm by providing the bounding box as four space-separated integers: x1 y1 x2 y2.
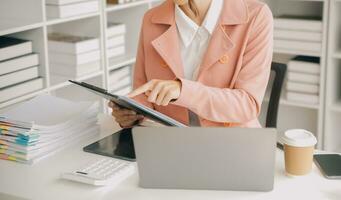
196 25 234 80
151 25 184 78
149 0 250 80
196 0 249 80
150 0 184 78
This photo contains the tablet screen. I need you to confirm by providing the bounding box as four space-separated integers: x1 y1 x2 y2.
83 128 136 161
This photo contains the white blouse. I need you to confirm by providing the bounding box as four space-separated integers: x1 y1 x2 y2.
175 0 223 80
175 0 223 126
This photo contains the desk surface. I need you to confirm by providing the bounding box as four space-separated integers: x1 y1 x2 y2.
0 115 340 200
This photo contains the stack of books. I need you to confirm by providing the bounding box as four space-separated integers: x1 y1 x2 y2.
48 32 101 79
107 22 126 59
0 94 99 164
0 36 43 103
274 15 323 54
109 66 132 95
46 0 99 19
286 56 320 105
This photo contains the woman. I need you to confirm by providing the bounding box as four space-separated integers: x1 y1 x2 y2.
109 0 273 128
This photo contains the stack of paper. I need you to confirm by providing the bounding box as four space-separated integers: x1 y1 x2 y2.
0 36 43 103
107 22 126 60
274 15 323 54
48 32 101 79
0 94 99 164
286 56 320 105
46 0 99 19
109 65 132 95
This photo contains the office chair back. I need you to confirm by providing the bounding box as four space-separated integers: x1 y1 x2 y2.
265 62 287 128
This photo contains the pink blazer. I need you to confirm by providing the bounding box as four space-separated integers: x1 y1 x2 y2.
133 0 273 127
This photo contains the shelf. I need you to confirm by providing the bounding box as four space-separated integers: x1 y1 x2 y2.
46 12 100 26
49 70 104 91
106 0 150 12
274 48 321 57
0 21 43 36
108 54 136 71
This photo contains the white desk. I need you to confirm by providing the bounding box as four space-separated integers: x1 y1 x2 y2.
0 115 340 200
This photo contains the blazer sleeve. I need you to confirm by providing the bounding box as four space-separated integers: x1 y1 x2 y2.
172 5 273 123
132 19 154 109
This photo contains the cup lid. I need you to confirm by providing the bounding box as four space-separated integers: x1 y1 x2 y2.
282 129 317 147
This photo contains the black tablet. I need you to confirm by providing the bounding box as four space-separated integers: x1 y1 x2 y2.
83 129 136 161
69 80 186 127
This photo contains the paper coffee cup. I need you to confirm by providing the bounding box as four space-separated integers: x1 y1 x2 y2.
282 129 317 176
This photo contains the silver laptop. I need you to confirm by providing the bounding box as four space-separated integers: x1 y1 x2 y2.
132 127 277 191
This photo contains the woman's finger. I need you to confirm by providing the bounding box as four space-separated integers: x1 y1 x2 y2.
111 108 135 118
110 102 120 111
148 81 167 103
115 109 136 117
156 85 171 105
127 80 158 98
161 87 176 106
145 90 151 97
116 115 139 124
119 115 144 127
118 120 136 128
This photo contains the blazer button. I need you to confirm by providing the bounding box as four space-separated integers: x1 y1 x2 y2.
223 122 230 127
219 55 229 64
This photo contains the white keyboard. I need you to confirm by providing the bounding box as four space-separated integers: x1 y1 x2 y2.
61 157 135 186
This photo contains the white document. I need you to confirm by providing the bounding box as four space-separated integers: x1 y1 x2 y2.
107 35 125 48
107 23 126 37
0 66 39 89
0 78 43 103
50 61 101 78
48 33 99 54
107 45 125 58
46 0 89 5
286 92 319 104
0 94 100 164
288 61 320 74
274 17 322 32
286 82 319 94
1 94 96 127
274 39 322 53
0 53 39 76
46 0 99 19
287 72 320 84
274 29 322 42
49 50 100 66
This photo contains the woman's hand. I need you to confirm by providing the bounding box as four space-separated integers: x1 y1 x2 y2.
128 79 181 106
108 101 144 128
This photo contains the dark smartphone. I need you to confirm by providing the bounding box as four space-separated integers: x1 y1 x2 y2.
314 154 341 179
